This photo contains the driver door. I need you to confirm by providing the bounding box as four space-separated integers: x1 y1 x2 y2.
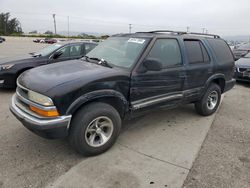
130 38 186 112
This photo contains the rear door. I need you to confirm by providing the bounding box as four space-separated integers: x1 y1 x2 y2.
183 39 213 100
130 38 186 112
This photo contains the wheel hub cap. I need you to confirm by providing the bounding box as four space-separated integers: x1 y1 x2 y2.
85 116 114 147
207 91 218 110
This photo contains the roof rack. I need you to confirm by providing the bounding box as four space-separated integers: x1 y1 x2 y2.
136 30 220 38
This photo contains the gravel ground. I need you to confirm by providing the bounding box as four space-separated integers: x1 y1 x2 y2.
183 83 250 188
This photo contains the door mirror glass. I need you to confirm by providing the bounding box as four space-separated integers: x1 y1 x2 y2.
143 58 163 71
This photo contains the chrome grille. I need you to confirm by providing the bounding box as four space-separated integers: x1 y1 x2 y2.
238 68 248 72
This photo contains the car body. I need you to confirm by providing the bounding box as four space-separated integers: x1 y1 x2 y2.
0 41 97 88
33 39 42 43
45 38 57 44
233 43 250 60
234 52 250 82
0 36 5 43
0 36 6 41
10 31 235 156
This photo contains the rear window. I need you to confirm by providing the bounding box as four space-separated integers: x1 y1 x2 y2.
184 40 210 64
207 39 234 64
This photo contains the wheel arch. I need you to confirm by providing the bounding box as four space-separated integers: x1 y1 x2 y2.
66 90 129 119
205 74 226 93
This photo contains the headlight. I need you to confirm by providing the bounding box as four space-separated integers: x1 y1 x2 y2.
0 64 14 70
28 90 54 106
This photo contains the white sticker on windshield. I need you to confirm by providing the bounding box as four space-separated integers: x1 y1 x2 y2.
128 38 145 44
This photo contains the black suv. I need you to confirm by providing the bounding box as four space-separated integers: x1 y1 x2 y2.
10 30 235 156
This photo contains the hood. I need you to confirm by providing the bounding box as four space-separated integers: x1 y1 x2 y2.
235 58 250 68
0 54 41 66
18 59 125 94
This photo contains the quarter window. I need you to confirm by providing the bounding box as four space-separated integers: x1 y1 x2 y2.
147 39 182 68
184 40 210 64
207 39 234 64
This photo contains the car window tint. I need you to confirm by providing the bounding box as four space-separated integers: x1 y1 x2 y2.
70 45 81 56
85 43 96 54
200 43 210 62
58 46 70 58
207 39 234 64
147 39 182 68
184 40 209 64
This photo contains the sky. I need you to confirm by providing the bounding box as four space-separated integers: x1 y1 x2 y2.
1 0 250 36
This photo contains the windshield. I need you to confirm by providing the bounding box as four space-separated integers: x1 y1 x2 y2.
36 43 62 56
86 37 149 68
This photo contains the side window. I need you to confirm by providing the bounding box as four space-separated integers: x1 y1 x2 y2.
207 39 234 64
184 40 210 64
70 45 82 57
84 43 96 54
147 39 182 68
57 46 70 58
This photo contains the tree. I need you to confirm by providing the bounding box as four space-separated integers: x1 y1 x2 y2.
44 30 53 35
0 12 22 35
29 30 38 34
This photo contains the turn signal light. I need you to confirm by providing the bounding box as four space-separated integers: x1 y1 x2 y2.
29 105 59 117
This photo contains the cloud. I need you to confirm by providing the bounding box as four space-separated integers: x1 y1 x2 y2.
1 0 250 36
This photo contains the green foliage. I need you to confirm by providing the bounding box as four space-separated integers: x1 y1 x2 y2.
0 12 22 35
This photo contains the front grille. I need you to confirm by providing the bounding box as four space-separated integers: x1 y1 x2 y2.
16 86 28 99
238 68 247 72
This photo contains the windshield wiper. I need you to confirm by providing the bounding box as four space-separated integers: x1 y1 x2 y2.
84 56 113 68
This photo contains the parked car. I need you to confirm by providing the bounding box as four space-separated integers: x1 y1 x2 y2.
234 52 250 82
233 43 250 60
0 36 6 41
33 38 42 43
45 38 57 44
0 36 6 43
0 41 97 88
10 30 235 156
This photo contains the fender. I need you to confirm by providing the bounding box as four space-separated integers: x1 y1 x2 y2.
66 89 129 115
203 73 225 93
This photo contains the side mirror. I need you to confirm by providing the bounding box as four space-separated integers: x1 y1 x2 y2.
52 51 63 59
143 58 163 71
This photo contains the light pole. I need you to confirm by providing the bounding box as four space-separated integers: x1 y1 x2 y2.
129 24 132 33
52 14 57 35
67 16 69 39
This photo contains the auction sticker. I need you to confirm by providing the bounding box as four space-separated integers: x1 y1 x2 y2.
128 38 145 44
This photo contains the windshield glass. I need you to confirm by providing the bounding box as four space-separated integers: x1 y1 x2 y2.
86 37 149 68
36 43 62 56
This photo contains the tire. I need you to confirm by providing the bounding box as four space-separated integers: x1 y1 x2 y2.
195 83 221 116
69 102 121 156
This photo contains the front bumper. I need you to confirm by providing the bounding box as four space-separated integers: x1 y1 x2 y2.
10 95 72 139
234 71 250 82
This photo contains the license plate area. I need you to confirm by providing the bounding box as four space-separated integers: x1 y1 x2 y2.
243 71 250 77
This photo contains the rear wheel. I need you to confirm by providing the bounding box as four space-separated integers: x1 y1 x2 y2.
69 102 121 156
195 83 221 116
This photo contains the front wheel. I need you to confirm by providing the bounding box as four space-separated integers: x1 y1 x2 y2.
195 83 221 116
69 102 121 156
